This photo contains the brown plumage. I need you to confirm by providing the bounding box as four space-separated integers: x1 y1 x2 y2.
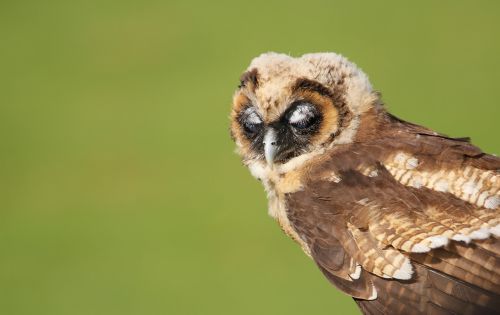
230 52 500 314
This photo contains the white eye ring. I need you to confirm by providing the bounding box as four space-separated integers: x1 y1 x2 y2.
244 107 262 124
289 104 315 124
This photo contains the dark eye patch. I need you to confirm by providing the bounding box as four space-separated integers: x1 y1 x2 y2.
235 101 323 163
284 102 322 132
238 106 263 137
243 119 261 134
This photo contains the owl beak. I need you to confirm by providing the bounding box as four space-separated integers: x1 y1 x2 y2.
263 128 278 165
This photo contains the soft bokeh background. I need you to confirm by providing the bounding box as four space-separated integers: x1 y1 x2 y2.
0 1 498 314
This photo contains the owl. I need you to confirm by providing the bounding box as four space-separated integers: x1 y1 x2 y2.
229 52 500 315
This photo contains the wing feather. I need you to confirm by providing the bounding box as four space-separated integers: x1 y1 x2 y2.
284 113 499 314
285 136 499 314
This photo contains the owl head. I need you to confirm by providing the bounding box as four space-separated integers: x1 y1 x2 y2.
230 52 380 172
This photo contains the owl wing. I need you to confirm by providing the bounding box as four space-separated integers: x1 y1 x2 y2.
285 123 500 314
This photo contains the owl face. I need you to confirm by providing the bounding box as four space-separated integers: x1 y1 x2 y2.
230 52 377 167
235 93 325 164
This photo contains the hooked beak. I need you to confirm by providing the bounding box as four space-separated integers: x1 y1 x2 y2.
263 128 278 165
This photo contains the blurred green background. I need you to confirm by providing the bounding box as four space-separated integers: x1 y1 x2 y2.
0 1 498 314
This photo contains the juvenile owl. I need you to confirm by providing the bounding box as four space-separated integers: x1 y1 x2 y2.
230 52 500 315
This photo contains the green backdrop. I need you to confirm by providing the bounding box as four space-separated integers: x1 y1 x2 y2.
1 1 498 314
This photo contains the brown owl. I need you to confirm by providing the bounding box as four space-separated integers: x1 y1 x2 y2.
229 52 500 315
